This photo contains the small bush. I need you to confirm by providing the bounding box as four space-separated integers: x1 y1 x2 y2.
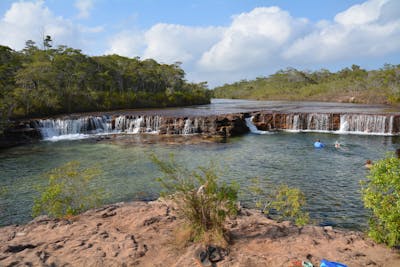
361 154 400 247
151 154 239 247
250 178 309 226
32 161 104 219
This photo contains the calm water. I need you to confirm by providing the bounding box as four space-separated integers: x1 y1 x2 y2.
1 131 399 229
63 98 396 118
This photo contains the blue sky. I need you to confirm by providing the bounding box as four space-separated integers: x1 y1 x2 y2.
0 0 399 87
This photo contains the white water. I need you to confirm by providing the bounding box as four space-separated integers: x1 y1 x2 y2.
36 112 397 141
281 113 396 135
338 114 395 135
245 117 271 135
182 118 203 135
38 115 164 140
38 116 110 139
37 115 204 140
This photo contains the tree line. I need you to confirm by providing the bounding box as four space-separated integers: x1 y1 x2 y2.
213 64 400 105
0 38 211 131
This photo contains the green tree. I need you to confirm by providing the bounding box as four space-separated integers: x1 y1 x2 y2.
0 45 21 132
213 64 400 104
32 161 104 219
361 154 400 247
1 41 211 121
43 35 53 50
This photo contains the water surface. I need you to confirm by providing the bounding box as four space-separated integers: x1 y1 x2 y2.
47 98 397 118
1 132 398 229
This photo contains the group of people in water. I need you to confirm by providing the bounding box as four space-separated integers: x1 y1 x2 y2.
313 139 341 149
313 140 400 170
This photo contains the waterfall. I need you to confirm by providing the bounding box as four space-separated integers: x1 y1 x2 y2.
263 113 396 135
285 114 302 131
130 117 144 134
339 114 395 135
34 112 398 141
306 113 330 132
245 117 270 134
36 115 164 140
283 113 330 132
182 119 191 135
292 115 300 131
182 118 197 135
37 116 111 140
144 116 162 133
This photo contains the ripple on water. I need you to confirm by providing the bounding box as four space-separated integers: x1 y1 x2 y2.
0 132 398 229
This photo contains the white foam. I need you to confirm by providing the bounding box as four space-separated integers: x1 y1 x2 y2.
245 117 272 135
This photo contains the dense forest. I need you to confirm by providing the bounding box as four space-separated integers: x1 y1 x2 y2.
213 65 400 105
0 37 211 131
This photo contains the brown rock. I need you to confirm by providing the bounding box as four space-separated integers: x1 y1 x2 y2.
0 201 399 267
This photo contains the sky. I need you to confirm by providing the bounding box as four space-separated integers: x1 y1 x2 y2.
0 0 399 87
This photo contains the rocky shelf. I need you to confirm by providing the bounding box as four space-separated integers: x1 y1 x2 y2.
0 201 399 267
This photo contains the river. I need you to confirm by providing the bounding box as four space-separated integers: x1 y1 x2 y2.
0 99 399 229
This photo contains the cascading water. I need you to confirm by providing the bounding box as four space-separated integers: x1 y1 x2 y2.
35 111 398 141
253 113 397 135
339 114 395 135
36 115 206 140
245 116 270 134
282 113 331 132
182 118 200 135
38 116 110 140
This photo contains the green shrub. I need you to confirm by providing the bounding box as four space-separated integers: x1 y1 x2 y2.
151 155 239 246
361 154 400 247
250 178 309 226
32 161 104 219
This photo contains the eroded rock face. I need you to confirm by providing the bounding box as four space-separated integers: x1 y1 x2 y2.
0 121 41 149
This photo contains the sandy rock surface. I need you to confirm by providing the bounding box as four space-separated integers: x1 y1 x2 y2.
0 201 399 267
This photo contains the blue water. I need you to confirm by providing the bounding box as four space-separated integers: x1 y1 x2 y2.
1 131 398 229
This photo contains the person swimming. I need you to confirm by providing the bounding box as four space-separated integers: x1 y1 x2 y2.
335 141 340 148
365 159 373 169
314 139 325 148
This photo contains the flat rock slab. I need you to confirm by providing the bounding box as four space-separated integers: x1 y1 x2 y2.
0 201 399 267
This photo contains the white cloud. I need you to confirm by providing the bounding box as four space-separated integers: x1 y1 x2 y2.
143 23 223 64
2 0 398 87
198 7 309 72
283 0 400 63
106 0 400 86
105 30 146 57
75 0 94 19
106 23 223 78
334 0 388 25
0 0 102 52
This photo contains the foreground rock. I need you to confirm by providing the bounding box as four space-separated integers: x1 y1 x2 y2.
0 201 399 267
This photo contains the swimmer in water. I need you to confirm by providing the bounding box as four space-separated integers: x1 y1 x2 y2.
365 159 373 169
314 139 324 148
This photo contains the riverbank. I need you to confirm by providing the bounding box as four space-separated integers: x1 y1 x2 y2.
1 201 398 267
